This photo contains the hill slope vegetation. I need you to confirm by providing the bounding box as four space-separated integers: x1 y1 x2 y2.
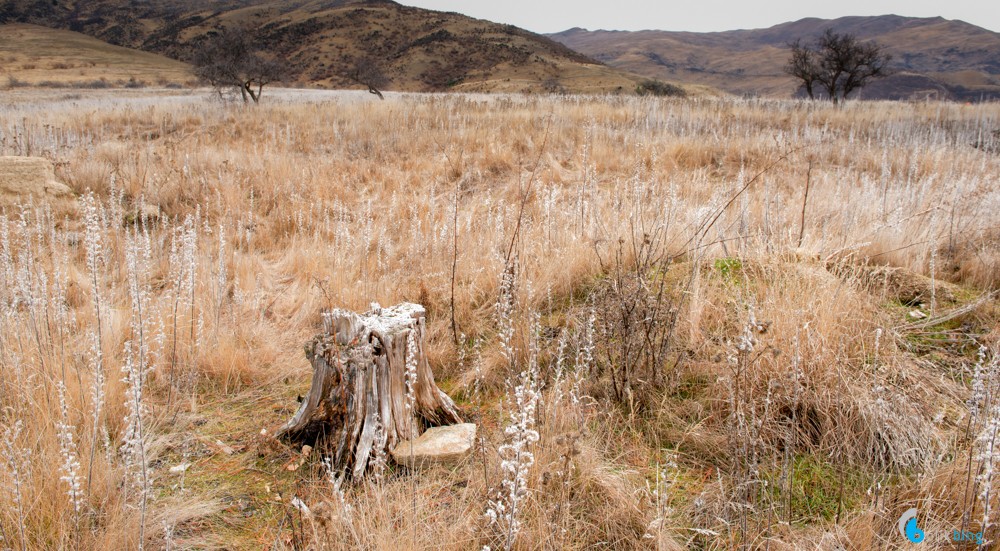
0 0 642 93
549 15 1000 100
0 23 194 87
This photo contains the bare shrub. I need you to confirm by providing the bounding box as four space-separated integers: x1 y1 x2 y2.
635 79 686 97
593 227 681 405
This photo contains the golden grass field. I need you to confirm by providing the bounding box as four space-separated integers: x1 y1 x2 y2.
0 88 998 550
0 24 194 88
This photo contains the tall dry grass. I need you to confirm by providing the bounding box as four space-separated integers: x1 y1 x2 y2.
0 89 997 549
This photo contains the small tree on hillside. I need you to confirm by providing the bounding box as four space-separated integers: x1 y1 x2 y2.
785 29 892 104
347 56 389 100
194 27 284 104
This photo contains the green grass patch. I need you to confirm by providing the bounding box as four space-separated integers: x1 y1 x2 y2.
765 454 868 523
713 257 743 284
668 371 713 402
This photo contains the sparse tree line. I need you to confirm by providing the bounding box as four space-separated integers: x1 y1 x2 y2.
192 24 891 104
193 25 390 103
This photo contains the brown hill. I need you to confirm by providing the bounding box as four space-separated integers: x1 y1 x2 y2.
549 15 1000 100
0 0 646 94
0 23 194 88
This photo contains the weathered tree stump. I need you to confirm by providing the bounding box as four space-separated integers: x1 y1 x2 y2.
275 302 462 479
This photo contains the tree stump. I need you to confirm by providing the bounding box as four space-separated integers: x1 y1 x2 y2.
275 302 462 479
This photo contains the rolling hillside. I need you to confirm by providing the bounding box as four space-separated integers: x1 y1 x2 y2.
0 0 645 93
0 23 194 87
549 15 1000 100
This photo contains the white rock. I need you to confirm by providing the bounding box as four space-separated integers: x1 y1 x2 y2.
391 423 477 468
137 202 161 221
0 156 73 198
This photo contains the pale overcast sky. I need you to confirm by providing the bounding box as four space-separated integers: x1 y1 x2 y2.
401 1 1000 34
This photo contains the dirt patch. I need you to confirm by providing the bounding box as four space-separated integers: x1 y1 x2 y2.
830 262 960 306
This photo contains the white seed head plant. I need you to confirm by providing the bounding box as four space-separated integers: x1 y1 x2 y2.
485 313 541 551
56 382 84 516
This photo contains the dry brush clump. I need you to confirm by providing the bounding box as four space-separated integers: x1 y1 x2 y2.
0 89 997 549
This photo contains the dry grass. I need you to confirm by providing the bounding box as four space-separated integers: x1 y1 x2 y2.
0 89 997 549
0 24 194 89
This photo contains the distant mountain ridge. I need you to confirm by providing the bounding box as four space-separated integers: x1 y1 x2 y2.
549 15 1000 100
0 0 641 93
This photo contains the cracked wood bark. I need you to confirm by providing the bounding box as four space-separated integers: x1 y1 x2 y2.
275 302 461 479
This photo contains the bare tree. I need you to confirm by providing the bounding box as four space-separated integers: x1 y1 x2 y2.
785 39 819 100
785 29 892 104
193 26 284 104
347 56 389 100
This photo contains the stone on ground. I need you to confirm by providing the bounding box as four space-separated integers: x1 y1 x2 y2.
390 423 477 468
0 156 73 199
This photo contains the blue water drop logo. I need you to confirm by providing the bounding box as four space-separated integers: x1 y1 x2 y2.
897 508 924 543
